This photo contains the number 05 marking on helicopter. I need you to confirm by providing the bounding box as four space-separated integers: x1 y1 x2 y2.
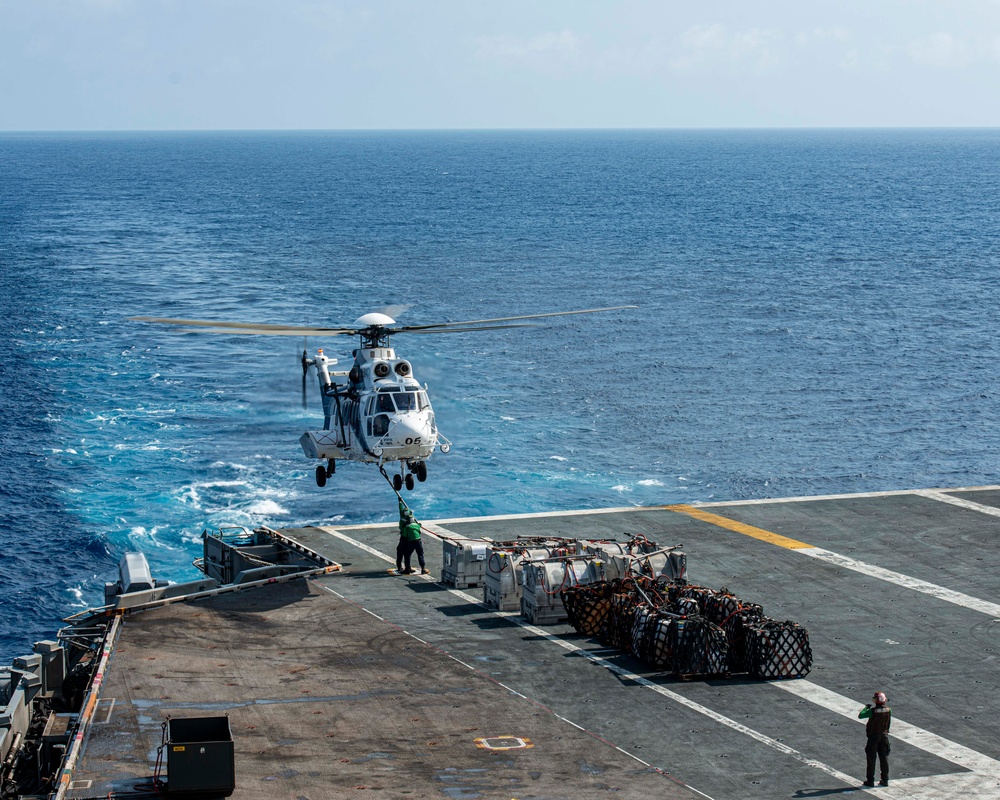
131 307 635 491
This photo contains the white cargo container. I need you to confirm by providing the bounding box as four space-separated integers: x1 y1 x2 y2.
584 540 687 582
483 547 554 611
520 557 609 625
440 538 489 589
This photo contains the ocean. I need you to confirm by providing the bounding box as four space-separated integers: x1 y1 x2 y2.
1 129 999 662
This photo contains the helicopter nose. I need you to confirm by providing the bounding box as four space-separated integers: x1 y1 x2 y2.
391 416 426 444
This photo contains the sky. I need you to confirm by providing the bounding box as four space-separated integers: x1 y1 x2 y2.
2 0 1000 130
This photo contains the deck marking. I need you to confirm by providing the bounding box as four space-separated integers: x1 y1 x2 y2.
913 489 1000 518
699 484 1000 507
666 505 814 549
667 505 1000 619
95 697 116 724
474 736 534 750
797 547 1000 618
326 529 397 562
326 485 1000 531
332 505 662 531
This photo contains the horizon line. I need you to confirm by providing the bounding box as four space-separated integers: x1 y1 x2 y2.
3 125 1000 135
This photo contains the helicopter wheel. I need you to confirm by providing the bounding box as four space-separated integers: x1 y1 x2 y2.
392 474 403 492
416 461 427 482
405 473 415 491
315 465 327 488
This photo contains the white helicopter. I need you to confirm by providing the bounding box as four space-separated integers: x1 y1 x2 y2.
132 306 635 491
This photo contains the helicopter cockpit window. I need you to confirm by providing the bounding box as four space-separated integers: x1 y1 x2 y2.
376 394 395 413
372 414 390 437
417 392 428 411
393 392 417 412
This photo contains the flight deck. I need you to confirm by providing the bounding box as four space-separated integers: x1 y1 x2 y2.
52 487 1000 799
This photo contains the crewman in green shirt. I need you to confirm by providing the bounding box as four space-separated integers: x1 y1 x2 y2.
859 691 891 787
397 500 428 575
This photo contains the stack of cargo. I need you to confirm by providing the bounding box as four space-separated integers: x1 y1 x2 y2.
517 536 685 625
483 537 580 611
560 580 615 636
520 556 607 624
562 578 812 680
744 619 813 679
584 537 688 583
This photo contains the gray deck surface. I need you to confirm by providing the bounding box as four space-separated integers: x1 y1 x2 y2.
71 487 1000 800
71 576 698 799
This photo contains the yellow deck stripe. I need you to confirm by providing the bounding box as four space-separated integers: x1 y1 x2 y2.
665 504 814 550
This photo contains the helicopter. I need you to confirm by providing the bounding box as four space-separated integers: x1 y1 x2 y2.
131 306 636 491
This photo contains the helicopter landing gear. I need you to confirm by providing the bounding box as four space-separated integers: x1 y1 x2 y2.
416 461 427 483
392 473 403 492
315 460 335 488
405 473 415 491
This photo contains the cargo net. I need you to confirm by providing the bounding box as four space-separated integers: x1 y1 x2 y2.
561 581 616 637
562 579 811 680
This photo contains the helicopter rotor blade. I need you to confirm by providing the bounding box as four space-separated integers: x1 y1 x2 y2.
400 323 538 334
131 305 637 337
392 305 638 332
130 317 359 337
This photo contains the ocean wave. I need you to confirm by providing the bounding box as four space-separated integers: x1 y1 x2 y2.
65 585 88 609
112 441 163 451
210 461 251 471
175 480 252 510
128 525 184 551
246 499 290 516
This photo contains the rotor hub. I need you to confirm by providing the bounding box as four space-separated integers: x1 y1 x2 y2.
353 313 396 328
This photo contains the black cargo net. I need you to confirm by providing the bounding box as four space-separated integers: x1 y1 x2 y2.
562 578 812 680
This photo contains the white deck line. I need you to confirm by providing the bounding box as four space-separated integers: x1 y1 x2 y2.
324 528 399 561
795 547 1000 619
696 485 1000 508
330 505 656 531
913 489 1000 518
327 485 1000 531
319 524 1000 798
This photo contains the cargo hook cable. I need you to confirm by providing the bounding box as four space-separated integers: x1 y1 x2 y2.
378 464 405 505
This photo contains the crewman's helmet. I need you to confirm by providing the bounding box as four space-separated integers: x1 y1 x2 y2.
873 692 887 705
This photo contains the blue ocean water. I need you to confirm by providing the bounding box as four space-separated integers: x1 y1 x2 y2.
2 129 1000 662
